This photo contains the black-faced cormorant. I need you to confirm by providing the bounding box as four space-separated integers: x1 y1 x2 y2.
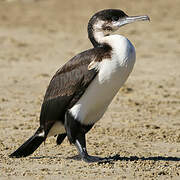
9 9 149 163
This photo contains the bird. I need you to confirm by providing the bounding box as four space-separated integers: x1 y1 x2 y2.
9 9 150 163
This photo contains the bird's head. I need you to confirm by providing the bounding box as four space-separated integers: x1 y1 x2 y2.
88 9 150 46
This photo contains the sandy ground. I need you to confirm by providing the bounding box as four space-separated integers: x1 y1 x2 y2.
0 0 180 179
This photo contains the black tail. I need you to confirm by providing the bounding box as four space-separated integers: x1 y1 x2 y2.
9 127 46 158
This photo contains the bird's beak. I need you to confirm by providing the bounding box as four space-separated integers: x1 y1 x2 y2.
117 15 150 27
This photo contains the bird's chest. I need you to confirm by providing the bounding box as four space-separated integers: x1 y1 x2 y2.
70 36 135 125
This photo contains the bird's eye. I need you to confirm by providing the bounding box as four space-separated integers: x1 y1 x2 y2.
112 16 119 21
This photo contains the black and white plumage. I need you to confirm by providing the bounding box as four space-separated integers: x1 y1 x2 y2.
9 9 149 162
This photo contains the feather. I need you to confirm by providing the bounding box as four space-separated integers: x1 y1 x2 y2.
39 45 112 134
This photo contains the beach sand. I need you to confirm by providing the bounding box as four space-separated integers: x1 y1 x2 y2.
0 0 180 179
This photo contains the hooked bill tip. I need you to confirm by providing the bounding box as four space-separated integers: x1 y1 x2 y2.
143 15 150 22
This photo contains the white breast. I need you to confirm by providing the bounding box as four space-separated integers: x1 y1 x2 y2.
70 35 136 125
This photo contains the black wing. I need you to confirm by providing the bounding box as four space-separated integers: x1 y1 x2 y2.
39 45 112 134
39 46 112 133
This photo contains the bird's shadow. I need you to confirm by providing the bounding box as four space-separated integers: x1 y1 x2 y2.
68 154 180 164
109 154 180 162
30 154 180 164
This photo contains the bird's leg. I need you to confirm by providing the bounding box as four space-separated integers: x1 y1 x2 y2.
56 133 66 145
75 133 111 163
65 111 112 163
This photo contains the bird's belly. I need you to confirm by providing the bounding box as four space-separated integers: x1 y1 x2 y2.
70 61 134 125
79 76 120 124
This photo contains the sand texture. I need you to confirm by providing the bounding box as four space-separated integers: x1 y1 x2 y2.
0 0 180 179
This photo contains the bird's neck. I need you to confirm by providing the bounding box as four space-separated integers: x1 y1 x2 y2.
88 23 108 47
